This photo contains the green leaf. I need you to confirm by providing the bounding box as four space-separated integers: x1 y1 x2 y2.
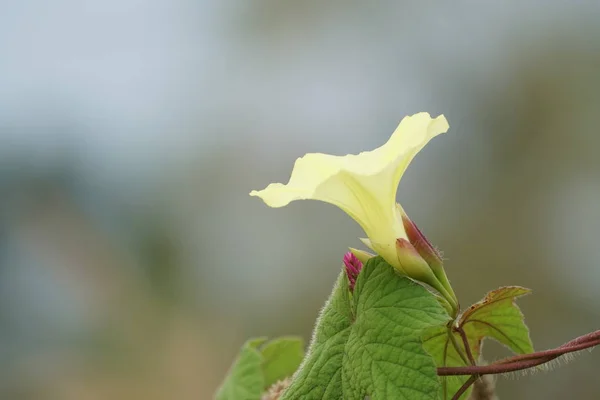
261 337 305 388
215 337 305 400
461 286 533 355
215 338 267 400
422 286 533 400
281 257 450 400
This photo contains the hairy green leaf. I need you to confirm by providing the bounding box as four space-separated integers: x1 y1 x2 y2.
281 257 449 400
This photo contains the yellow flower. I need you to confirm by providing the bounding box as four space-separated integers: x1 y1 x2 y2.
250 112 456 310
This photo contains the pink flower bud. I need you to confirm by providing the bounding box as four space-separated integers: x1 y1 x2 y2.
343 251 363 292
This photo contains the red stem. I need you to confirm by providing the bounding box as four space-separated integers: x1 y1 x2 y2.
450 375 477 400
496 330 600 364
440 339 600 376
441 329 600 399
456 326 476 366
438 329 600 377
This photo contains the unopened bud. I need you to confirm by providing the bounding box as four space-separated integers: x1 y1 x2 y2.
343 251 363 292
395 238 435 282
400 209 458 313
401 213 443 269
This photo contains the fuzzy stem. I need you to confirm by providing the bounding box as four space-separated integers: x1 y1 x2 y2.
438 329 600 377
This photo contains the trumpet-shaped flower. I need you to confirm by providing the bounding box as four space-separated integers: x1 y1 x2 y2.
250 112 455 309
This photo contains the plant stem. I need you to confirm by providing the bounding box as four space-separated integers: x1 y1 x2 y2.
438 329 600 377
447 323 470 366
431 280 459 316
447 326 480 399
456 326 476 366
450 375 478 400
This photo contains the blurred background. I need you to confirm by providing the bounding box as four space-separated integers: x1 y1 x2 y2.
1 1 599 399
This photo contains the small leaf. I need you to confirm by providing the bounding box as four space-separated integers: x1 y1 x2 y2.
423 286 534 400
215 338 267 400
215 337 305 400
461 286 533 355
261 337 305 388
281 257 450 400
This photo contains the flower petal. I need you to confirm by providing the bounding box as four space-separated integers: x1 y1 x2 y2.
250 112 448 272
250 113 447 209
